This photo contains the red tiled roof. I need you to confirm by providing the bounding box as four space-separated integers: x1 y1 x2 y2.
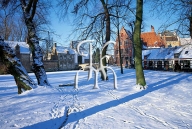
141 32 165 47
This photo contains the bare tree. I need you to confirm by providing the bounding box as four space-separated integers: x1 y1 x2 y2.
19 0 50 86
58 0 135 80
0 1 27 41
149 0 192 38
0 6 14 40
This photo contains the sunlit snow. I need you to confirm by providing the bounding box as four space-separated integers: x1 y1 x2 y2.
0 67 192 129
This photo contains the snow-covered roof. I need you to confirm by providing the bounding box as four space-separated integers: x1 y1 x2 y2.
179 45 192 58
142 45 192 60
180 38 192 45
5 41 30 54
56 46 76 54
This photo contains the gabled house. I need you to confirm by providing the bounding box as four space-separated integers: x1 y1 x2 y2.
142 45 192 71
49 43 77 70
141 25 165 48
160 30 180 47
114 27 133 67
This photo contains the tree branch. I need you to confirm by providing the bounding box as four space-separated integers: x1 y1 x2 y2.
25 0 33 13
30 0 38 20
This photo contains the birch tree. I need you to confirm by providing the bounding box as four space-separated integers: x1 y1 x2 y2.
1 0 51 86
0 37 36 94
19 0 50 86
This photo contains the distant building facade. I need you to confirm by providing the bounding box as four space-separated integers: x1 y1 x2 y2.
70 41 90 64
160 30 180 47
48 43 77 70
0 41 90 74
114 27 133 67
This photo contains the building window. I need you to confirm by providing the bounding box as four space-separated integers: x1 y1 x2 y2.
116 50 118 54
121 49 123 53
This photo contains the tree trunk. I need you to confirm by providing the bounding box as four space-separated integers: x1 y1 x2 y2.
20 0 50 86
190 13 192 38
117 10 123 74
133 0 146 87
0 37 36 94
100 0 110 80
25 19 50 86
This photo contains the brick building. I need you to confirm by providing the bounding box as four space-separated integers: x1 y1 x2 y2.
141 25 165 48
114 27 133 67
141 26 180 48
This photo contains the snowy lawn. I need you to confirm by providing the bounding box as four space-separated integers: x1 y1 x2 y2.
0 67 192 129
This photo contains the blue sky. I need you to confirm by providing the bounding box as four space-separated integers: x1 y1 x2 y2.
50 16 167 46
49 2 176 47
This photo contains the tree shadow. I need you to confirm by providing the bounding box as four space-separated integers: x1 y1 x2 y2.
21 117 64 129
21 73 190 128
64 73 189 125
21 109 67 129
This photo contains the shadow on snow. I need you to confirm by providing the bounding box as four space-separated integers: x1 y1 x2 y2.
22 73 190 128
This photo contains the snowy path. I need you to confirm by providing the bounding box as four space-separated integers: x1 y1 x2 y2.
0 68 192 129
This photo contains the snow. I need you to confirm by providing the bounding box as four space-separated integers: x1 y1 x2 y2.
56 46 76 54
180 45 192 59
180 38 192 45
0 67 192 129
143 45 192 60
5 41 30 54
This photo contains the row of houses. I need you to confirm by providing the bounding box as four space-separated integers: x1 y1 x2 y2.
1 25 191 74
114 25 192 71
0 40 90 74
142 45 192 71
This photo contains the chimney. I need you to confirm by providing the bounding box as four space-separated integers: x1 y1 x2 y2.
151 25 155 32
54 43 57 47
15 44 21 59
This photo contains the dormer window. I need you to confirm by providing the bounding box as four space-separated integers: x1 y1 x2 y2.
185 51 188 54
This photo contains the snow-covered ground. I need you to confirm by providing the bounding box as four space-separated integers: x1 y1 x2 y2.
0 67 192 129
